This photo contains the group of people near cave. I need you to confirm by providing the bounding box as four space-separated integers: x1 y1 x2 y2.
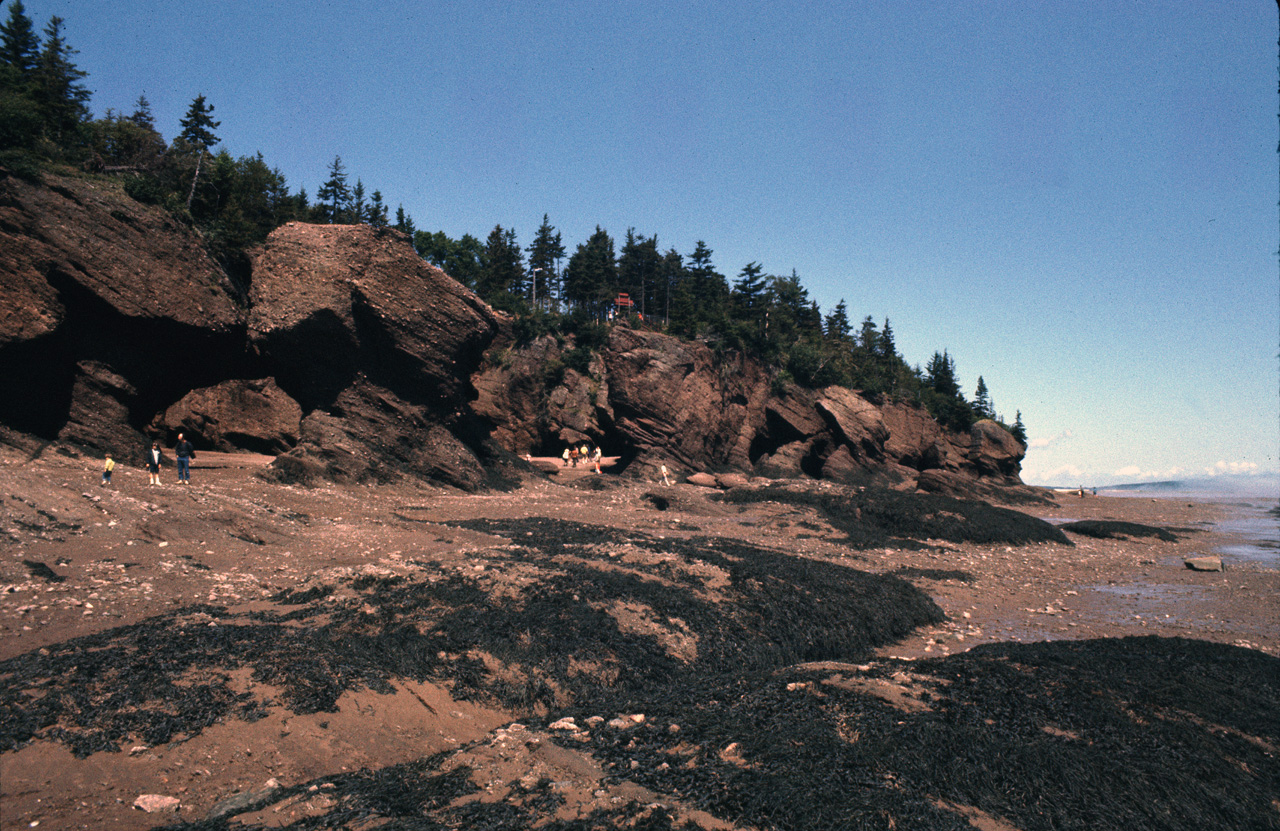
562 442 603 473
100 432 196 488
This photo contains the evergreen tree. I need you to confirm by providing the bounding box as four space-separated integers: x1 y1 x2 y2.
177 94 220 210
0 0 38 75
824 300 852 344
394 205 415 237
973 376 995 420
618 228 660 317
351 179 367 223
857 315 879 352
878 318 896 358
526 214 565 308
925 351 960 398
1010 411 1027 445
658 248 683 324
128 93 155 130
563 226 617 317
31 15 90 150
477 224 523 304
178 93 219 149
368 190 388 226
315 155 350 223
670 240 727 337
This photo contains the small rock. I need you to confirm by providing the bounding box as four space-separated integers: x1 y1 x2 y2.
133 794 180 813
1184 556 1224 572
549 717 579 731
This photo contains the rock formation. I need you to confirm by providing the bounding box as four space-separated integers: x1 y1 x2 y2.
0 166 1032 497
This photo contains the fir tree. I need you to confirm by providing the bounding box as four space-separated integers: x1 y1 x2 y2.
351 179 366 223
32 15 90 149
394 205 415 236
0 0 39 75
178 94 220 210
315 155 350 223
824 300 852 344
1010 411 1027 445
973 376 995 420
368 190 387 226
526 214 565 308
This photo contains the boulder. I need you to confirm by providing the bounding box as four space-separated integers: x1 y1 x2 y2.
56 360 147 457
1184 556 1224 572
686 472 719 488
264 378 487 490
968 419 1025 478
160 378 302 454
248 222 501 412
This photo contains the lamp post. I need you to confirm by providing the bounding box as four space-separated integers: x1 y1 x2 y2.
531 267 543 310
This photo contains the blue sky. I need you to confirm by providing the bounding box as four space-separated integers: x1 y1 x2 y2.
25 0 1279 487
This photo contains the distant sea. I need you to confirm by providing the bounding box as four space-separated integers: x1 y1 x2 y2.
1092 476 1279 571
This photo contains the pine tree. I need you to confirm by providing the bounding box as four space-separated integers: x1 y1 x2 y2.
824 300 852 344
618 229 660 317
1010 411 1027 445
394 205 415 236
858 315 879 352
178 94 220 210
128 93 155 130
32 15 90 149
368 190 387 226
563 226 616 316
315 155 350 223
926 351 960 398
351 180 367 223
477 224 523 303
973 376 995 420
526 214 565 308
0 0 39 75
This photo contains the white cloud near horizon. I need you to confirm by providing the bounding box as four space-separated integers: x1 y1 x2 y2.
1028 430 1073 450
1206 460 1260 476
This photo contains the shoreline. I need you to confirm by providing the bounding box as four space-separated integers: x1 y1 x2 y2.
2 461 1277 828
873 492 1278 660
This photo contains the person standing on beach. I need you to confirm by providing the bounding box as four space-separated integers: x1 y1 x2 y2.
101 453 114 486
174 433 194 484
146 441 162 486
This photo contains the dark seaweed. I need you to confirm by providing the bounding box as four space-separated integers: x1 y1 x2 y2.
5 514 1277 831
1059 520 1180 542
721 485 1071 549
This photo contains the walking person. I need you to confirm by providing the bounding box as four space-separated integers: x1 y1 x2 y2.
174 433 195 484
101 453 115 486
146 441 162 486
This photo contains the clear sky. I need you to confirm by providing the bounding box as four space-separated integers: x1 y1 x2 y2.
25 0 1280 488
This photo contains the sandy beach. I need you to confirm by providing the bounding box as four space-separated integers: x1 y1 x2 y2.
1 455 1276 829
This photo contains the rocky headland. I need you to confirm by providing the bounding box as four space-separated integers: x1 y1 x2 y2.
1 167 1277 830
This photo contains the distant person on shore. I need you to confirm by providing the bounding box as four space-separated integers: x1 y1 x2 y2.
101 453 114 486
562 447 570 467
146 441 162 486
591 446 602 474
660 464 671 486
175 433 195 484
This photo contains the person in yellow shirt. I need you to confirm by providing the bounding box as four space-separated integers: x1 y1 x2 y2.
101 453 115 486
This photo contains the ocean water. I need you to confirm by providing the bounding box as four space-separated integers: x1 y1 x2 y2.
1097 483 1279 571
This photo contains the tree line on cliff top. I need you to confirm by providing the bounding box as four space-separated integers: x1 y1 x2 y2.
0 0 1025 440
